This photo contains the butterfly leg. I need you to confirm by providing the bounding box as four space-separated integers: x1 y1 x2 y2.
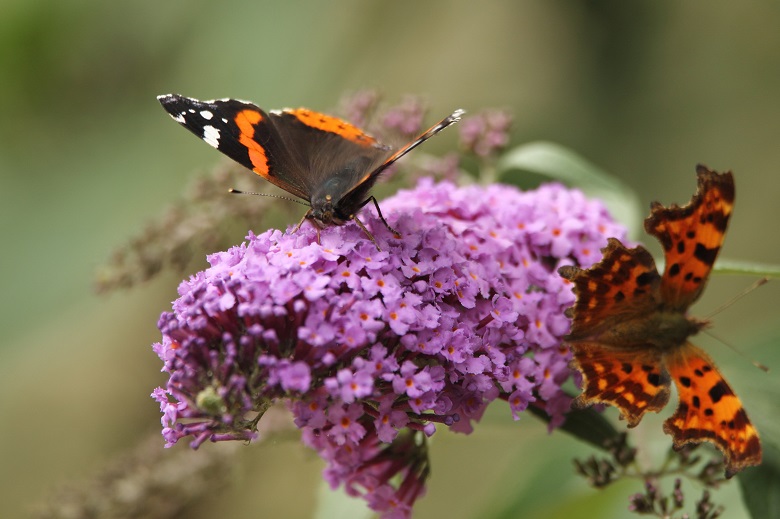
365 196 401 238
352 215 380 251
293 211 309 233
293 210 321 244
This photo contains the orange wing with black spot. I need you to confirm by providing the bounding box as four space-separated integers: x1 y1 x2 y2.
560 239 669 427
559 238 661 340
645 165 734 310
664 342 761 478
570 343 671 427
282 108 379 147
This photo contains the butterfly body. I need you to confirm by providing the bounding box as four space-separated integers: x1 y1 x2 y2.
158 94 463 245
559 166 761 477
570 296 705 351
648 313 707 351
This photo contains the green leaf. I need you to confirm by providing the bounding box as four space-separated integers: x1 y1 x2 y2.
497 141 643 236
528 403 621 452
737 441 780 519
714 258 780 279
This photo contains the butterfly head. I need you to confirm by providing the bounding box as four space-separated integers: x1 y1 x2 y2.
308 174 356 226
309 156 378 227
307 193 347 227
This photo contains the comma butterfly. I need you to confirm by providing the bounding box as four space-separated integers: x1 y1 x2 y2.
558 165 761 477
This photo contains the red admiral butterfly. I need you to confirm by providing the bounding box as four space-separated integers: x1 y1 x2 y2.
158 94 463 247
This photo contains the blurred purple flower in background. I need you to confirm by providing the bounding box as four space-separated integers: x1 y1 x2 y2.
152 179 625 517
459 110 513 158
381 95 427 138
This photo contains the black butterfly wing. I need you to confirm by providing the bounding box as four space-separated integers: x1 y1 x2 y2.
335 109 465 215
159 96 463 220
158 94 310 200
264 108 393 205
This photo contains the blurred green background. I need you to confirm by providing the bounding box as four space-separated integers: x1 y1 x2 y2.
2 1 779 518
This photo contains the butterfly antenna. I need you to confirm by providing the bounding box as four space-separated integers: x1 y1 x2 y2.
229 188 310 207
702 276 770 373
702 329 769 373
702 277 770 320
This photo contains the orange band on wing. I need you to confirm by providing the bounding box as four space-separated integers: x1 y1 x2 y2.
287 108 377 147
235 109 270 177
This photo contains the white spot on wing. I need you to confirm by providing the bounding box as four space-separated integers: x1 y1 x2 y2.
200 110 213 120
221 118 228 124
202 125 220 148
171 113 186 124
203 98 253 105
188 109 196 113
271 107 296 115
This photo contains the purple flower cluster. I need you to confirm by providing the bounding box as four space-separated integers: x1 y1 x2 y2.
152 179 625 517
